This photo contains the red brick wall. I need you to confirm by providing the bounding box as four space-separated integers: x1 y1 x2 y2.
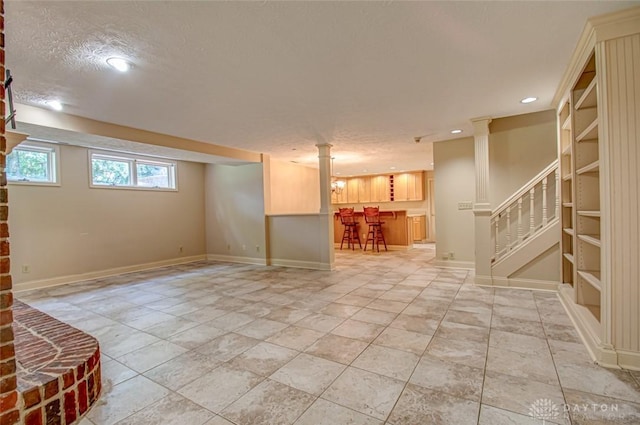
0 1 20 424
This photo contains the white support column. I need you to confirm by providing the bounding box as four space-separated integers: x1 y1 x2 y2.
316 143 335 270
472 117 492 284
316 143 333 214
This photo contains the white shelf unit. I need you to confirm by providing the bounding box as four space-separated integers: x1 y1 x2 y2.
573 52 602 323
554 6 640 369
558 100 575 287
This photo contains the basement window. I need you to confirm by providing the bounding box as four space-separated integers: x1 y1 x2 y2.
90 151 177 190
7 142 60 185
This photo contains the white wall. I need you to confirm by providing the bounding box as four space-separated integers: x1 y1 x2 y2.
268 214 331 269
205 163 267 262
489 110 557 206
511 245 560 282
268 159 320 214
433 137 476 265
9 144 206 286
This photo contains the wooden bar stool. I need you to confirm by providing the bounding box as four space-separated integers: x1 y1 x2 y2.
363 206 387 252
339 208 362 250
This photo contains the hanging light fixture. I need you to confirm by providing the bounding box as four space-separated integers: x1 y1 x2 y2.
331 157 346 194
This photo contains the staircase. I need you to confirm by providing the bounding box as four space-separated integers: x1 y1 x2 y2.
489 160 560 287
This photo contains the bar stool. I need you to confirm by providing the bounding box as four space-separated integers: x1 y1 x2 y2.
339 208 362 250
363 206 387 252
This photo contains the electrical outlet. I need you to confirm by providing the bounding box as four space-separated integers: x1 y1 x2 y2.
458 201 473 210
22 264 30 273
256 245 260 252
449 252 455 260
179 246 184 253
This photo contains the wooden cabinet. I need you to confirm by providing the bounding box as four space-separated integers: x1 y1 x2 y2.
555 7 640 369
411 215 426 241
346 178 359 203
393 172 424 201
357 177 371 203
344 176 371 204
330 171 425 205
370 175 390 203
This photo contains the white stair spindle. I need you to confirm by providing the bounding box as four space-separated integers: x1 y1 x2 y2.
542 177 548 225
495 218 499 257
555 168 560 220
506 207 511 249
517 198 523 242
529 188 535 235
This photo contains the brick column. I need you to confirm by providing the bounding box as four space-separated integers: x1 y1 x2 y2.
0 1 20 423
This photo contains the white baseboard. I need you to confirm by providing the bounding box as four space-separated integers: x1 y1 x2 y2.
269 258 334 271
13 255 207 292
558 287 620 369
486 276 560 291
474 275 493 285
616 350 640 371
432 260 474 269
206 254 267 266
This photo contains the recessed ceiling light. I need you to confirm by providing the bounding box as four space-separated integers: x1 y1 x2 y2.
363 169 368 172
106 57 131 72
46 100 63 111
431 162 434 166
390 167 396 170
335 172 341 175
451 129 463 134
520 97 537 104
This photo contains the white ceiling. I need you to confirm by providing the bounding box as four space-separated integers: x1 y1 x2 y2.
6 1 639 175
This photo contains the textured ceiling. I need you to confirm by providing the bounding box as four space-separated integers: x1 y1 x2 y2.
6 1 639 175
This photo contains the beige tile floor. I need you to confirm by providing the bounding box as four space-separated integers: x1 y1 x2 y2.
17 245 640 425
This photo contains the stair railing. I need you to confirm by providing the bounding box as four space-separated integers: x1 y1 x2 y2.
491 160 559 262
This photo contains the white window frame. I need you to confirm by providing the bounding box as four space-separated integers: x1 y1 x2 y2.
7 141 61 186
89 150 177 191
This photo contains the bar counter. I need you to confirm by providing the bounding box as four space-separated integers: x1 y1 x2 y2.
333 210 410 249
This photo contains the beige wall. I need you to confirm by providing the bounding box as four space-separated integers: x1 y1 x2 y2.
433 137 475 264
205 163 267 261
489 110 557 206
9 144 206 286
268 159 320 214
268 214 328 269
511 245 560 282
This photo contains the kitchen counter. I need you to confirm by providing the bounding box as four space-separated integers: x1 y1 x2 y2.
334 210 411 249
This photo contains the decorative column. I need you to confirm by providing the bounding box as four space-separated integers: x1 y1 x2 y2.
316 143 335 270
317 143 332 214
472 117 493 284
0 0 20 423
